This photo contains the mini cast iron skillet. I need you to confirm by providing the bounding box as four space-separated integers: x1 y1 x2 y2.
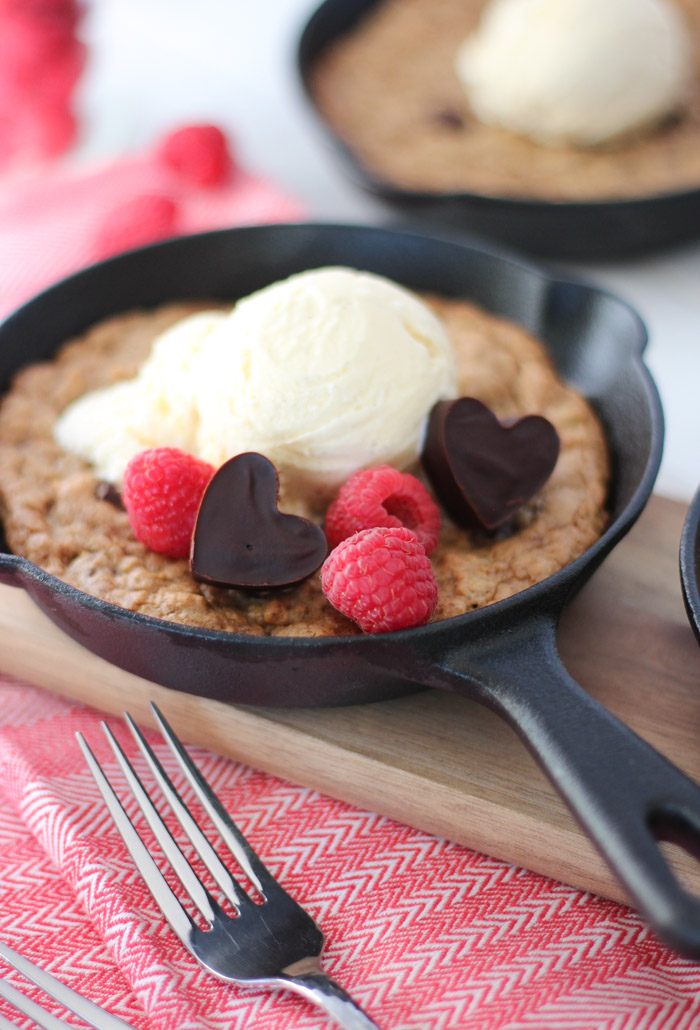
2 224 700 958
680 486 700 646
297 0 700 261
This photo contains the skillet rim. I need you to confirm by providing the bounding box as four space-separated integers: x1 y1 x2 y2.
0 221 664 653
680 485 700 644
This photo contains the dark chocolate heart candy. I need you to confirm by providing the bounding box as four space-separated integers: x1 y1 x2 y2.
191 452 328 589
422 397 560 530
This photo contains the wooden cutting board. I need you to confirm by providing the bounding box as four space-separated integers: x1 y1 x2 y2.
1 494 699 907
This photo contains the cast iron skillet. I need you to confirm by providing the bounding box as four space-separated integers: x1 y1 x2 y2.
297 0 700 261
680 486 700 646
1 223 700 958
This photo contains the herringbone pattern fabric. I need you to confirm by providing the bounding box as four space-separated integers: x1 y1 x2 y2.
1 678 700 1030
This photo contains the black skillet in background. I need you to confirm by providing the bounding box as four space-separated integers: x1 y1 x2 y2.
2 224 700 958
297 0 700 261
681 486 700 646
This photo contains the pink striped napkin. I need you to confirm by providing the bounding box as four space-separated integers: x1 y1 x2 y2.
2 679 700 1030
0 147 302 322
0 152 699 1029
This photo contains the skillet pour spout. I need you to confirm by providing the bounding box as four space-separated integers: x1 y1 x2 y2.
1 223 700 958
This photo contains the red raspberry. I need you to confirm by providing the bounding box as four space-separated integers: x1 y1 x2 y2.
158 124 231 186
94 193 177 259
0 13 81 76
122 448 214 559
0 0 81 30
321 526 438 634
325 465 441 555
28 40 85 105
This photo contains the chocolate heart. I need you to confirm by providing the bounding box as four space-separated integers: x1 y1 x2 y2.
190 452 328 589
422 397 560 530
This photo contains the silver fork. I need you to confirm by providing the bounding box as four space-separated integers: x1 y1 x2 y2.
77 704 381 1030
0 941 137 1030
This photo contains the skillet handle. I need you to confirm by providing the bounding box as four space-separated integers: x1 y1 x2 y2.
431 614 700 959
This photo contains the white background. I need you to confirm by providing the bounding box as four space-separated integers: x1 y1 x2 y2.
74 0 700 502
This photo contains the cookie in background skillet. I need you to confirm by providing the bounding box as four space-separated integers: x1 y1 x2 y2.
300 0 700 259
5 224 700 963
680 484 700 645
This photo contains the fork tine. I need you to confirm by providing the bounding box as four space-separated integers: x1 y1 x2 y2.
0 942 137 1030
0 974 67 1030
99 721 224 924
123 712 250 911
76 731 199 947
149 703 273 895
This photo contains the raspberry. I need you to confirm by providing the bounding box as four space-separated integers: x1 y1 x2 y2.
325 465 441 555
122 448 214 559
158 124 231 186
28 41 85 105
321 526 438 634
0 13 80 75
94 193 177 259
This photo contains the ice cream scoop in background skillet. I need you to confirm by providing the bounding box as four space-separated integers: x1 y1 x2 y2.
297 0 700 260
1 223 700 959
680 485 700 647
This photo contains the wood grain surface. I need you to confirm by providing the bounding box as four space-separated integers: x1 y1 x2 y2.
1 493 698 906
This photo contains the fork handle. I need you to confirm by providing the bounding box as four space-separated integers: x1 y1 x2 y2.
281 972 381 1030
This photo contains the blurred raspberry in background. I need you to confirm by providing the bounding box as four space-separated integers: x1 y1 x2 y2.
157 124 232 186
0 0 85 168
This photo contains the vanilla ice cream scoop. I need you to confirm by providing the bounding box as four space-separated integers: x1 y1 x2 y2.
55 268 457 510
55 310 228 485
454 0 692 148
196 267 457 504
